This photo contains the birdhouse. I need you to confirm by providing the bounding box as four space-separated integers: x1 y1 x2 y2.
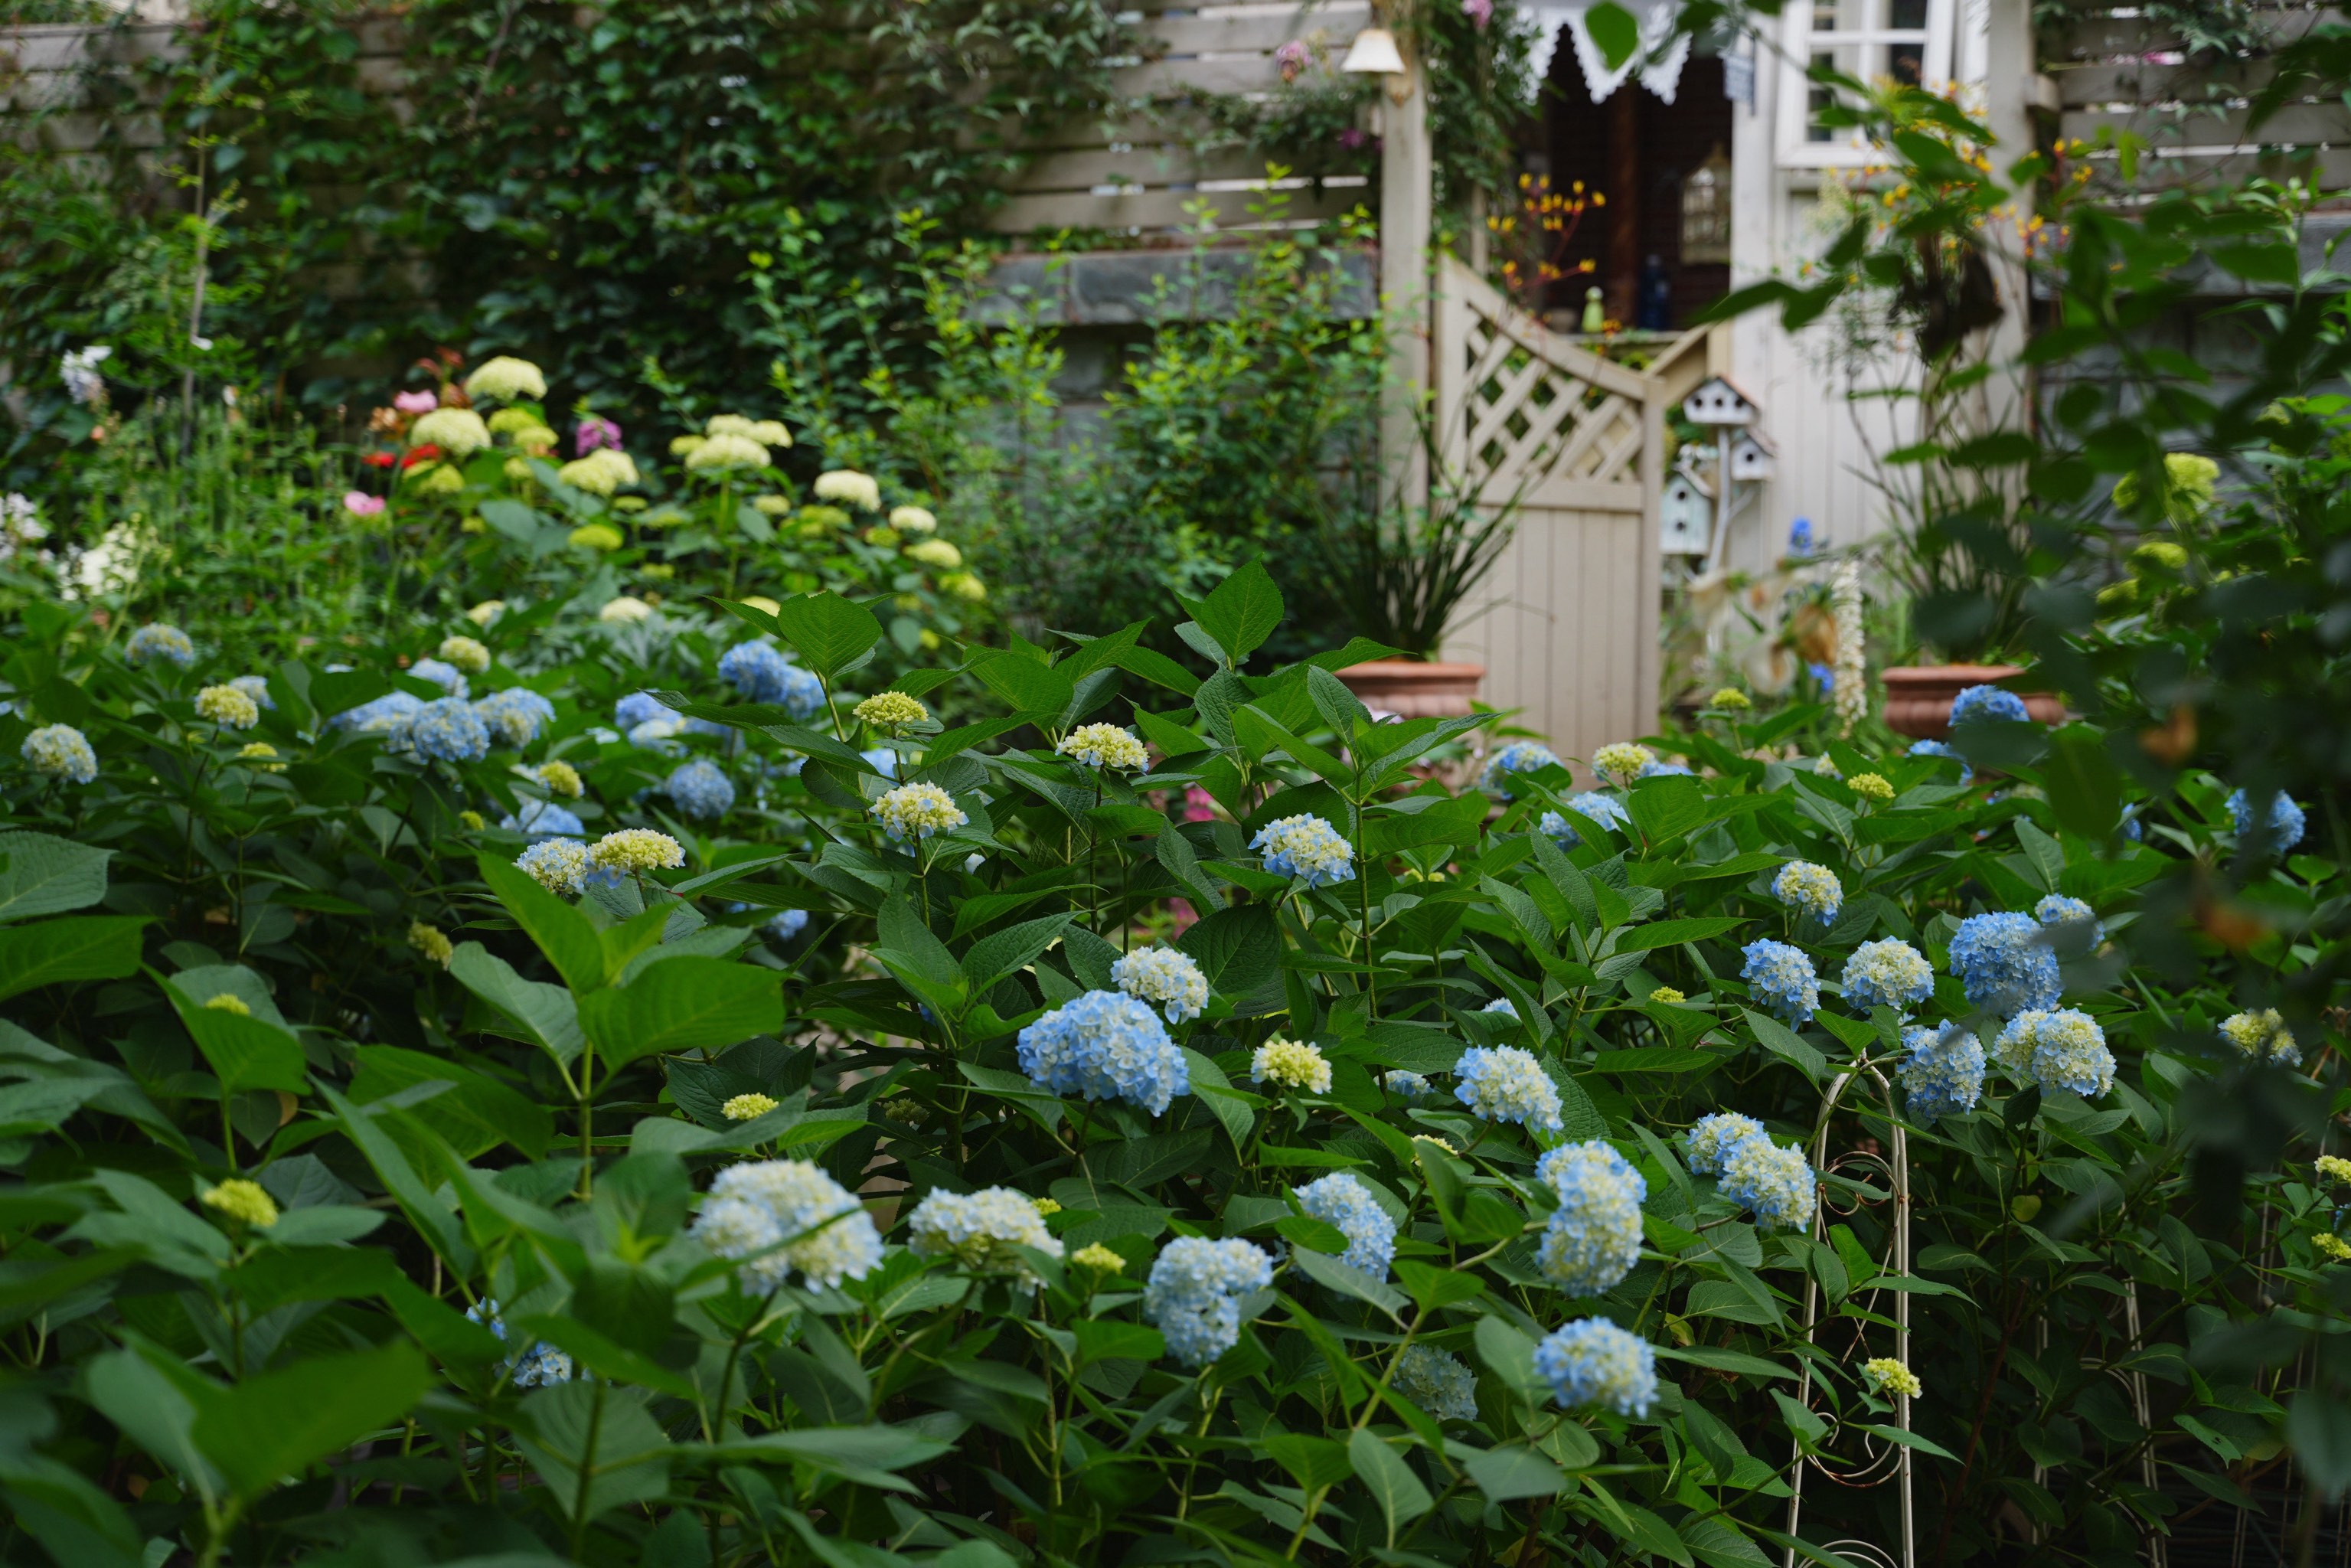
1660 471 1713 555
1682 375 1758 427
1729 430 1777 480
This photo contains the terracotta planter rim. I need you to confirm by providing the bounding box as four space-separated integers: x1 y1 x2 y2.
1341 658 1488 677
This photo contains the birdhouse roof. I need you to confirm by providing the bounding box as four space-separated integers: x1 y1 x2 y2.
1681 375 1762 424
1732 427 1778 456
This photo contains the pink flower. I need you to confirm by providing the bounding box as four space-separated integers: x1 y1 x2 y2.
393 390 438 415
1463 0 1493 27
344 491 386 517
1181 785 1218 824
576 414 623 455
1338 126 1373 151
1275 39 1311 83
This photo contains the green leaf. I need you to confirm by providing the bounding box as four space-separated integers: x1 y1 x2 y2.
0 831 111 923
1742 1008 1825 1083
961 912 1076 995
512 1380 673 1524
349 1044 553 1160
191 1342 430 1499
1585 0 1640 65
167 984 307 1096
449 943 586 1067
1610 916 1748 954
1192 560 1285 668
1184 1048 1255 1155
576 958 781 1071
0 916 145 1004
2042 727 2121 839
1349 1428 1433 1543
1071 1319 1166 1365
771 591 881 681
316 1082 474 1272
973 651 1076 717
1462 1443 1566 1501
477 855 604 992
876 895 961 987
1176 902 1282 998
1625 775 1707 844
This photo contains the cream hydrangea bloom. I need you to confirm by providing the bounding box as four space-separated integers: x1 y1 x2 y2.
194 684 260 730
1592 742 1655 782
533 760 584 798
1057 724 1148 771
557 448 639 495
438 635 492 674
466 599 505 626
854 692 929 730
814 469 882 512
684 433 769 471
598 596 653 623
407 921 455 968
410 407 492 458
723 1093 780 1121
202 1179 280 1228
462 356 547 403
890 505 938 534
906 538 963 570
589 828 685 874
1250 1037 1332 1093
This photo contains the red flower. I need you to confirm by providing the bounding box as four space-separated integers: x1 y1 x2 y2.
400 444 442 469
361 452 396 469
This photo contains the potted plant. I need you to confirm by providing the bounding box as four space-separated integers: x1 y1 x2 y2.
1321 422 1524 715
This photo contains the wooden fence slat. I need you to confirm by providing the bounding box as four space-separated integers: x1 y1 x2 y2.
2061 102 2351 145
1008 143 1350 190
1141 3 1369 56
984 183 1366 233
2046 6 2346 58
2047 56 2281 106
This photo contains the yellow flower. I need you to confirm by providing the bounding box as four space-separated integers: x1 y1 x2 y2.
203 992 250 1016
890 505 937 534
723 1092 780 1121
534 760 585 798
407 921 455 968
598 595 653 623
410 407 492 458
2317 1233 2351 1263
570 523 624 551
408 463 465 496
511 425 558 458
1650 986 1686 1004
1863 1357 1922 1398
705 414 792 449
194 684 261 730
814 469 881 512
743 595 782 616
854 692 930 730
589 828 684 874
1847 773 1895 802
459 808 485 831
460 515 488 534
438 635 491 674
466 599 505 627
1250 1037 1331 1093
906 538 963 570
684 433 769 471
201 1178 280 1228
2318 1155 2351 1186
1033 1197 1063 1217
1071 1243 1125 1274
1592 742 1655 782
238 742 285 772
1409 1133 1459 1154
1706 688 1751 710
939 571 987 603
462 356 547 403
753 494 793 515
557 448 639 495
864 525 902 549
486 406 545 436
670 433 707 458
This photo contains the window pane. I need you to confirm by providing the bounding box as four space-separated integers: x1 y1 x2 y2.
1889 0 1929 29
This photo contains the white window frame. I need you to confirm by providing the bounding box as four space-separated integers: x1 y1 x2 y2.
1774 0 1963 168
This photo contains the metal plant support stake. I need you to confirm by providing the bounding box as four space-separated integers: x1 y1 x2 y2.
1782 1061 1914 1568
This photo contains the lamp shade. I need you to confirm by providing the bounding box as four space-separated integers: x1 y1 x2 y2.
1339 26 1406 75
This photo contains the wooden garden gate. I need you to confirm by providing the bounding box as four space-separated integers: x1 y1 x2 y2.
1433 255 1707 767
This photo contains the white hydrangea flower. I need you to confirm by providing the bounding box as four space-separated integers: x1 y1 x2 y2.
1112 945 1210 1023
906 1187 1063 1279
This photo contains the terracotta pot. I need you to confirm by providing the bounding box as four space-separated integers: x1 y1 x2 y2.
1335 659 1486 718
1881 664 2067 740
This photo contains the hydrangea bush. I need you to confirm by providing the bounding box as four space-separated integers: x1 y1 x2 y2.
0 559 2334 1566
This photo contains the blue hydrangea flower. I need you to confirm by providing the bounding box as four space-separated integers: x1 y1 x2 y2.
2119 807 2144 843
1993 1008 2114 1099
1682 1112 1765 1177
2034 893 2104 949
860 746 901 781
1534 1318 1657 1416
501 799 585 839
1719 1134 1817 1231
2225 789 2307 853
1741 938 1819 1025
514 838 589 897
1454 1044 1563 1132
1394 1345 1479 1422
1772 861 1843 926
691 1158 884 1292
408 658 469 699
335 690 425 734
475 687 556 748
126 624 196 669
400 697 491 763
1482 997 1520 1020
1295 1173 1397 1279
1638 759 1694 778
1907 738 1972 784
628 717 686 752
1016 991 1190 1115
1843 939 1933 1014
1481 741 1562 796
1144 1237 1272 1367
465 1299 574 1388
1951 684 2030 727
720 642 826 719
1540 792 1630 844
1534 1142 1646 1296
1948 912 2061 1016
229 675 275 711
1252 814 1356 888
1383 1070 1435 1102
667 759 735 820
1899 1023 1985 1123
768 909 810 942
615 691 668 730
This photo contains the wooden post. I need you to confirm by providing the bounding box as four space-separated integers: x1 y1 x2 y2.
1606 87 1641 324
1982 0 2033 432
1381 53 1433 512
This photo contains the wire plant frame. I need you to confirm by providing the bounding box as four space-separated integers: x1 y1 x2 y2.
1782 1062 1915 1568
